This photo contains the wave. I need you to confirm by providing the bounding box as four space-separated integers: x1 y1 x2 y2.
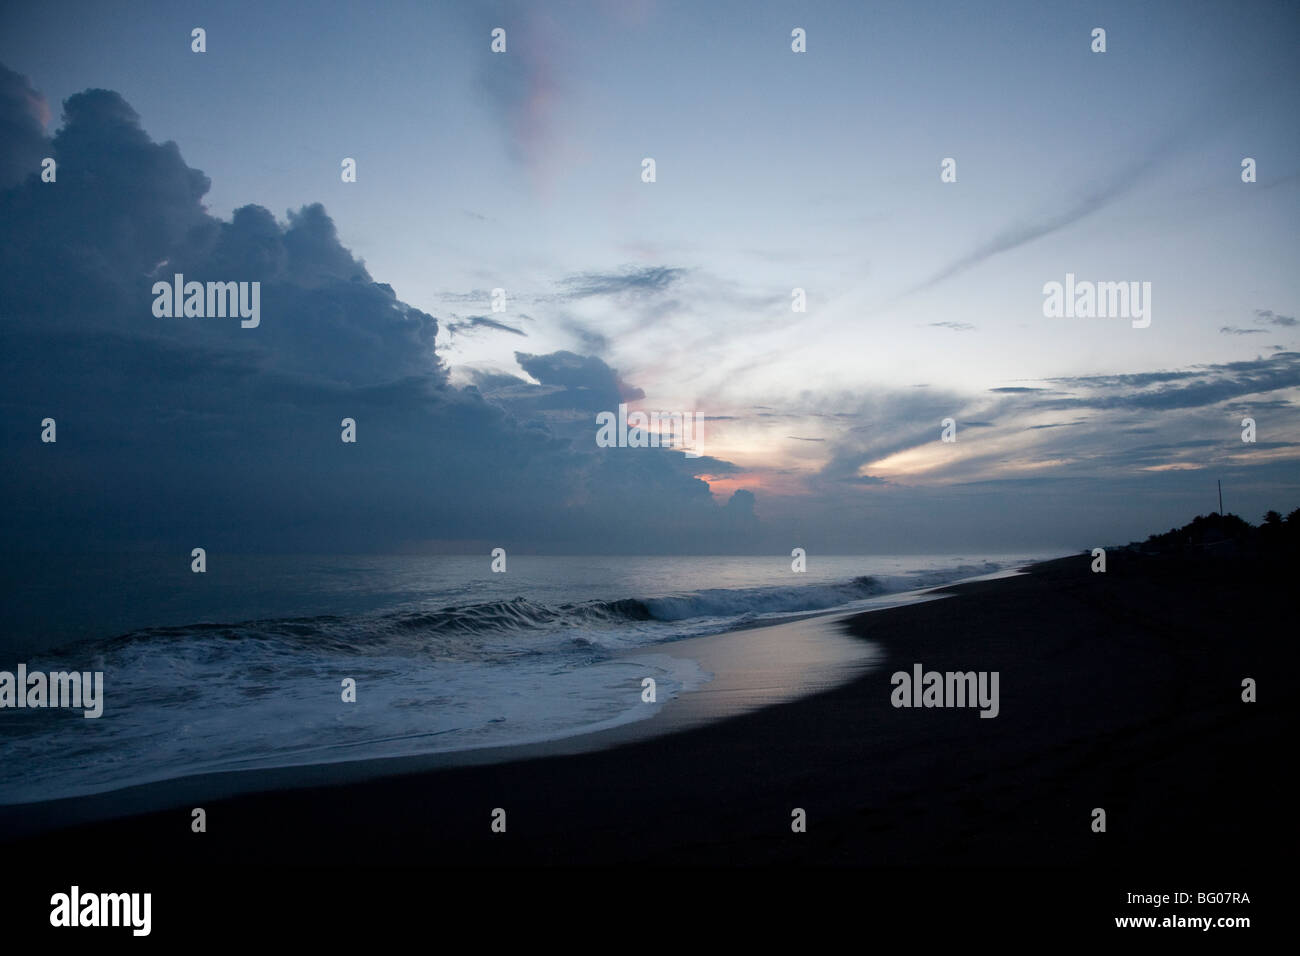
385 595 655 636
55 562 1009 657
641 575 884 621
0 557 1025 803
381 578 885 636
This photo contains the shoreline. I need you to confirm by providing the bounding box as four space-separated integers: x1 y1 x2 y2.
1 551 1285 867
0 582 952 839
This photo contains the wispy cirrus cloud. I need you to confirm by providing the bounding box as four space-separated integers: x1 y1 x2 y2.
558 265 688 300
1036 354 1300 413
445 314 528 338
476 2 568 188
893 115 1208 302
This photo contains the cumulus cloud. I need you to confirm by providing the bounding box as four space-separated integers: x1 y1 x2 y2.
515 349 644 405
0 65 49 190
0 68 757 553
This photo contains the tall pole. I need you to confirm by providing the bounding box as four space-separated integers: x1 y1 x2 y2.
1218 479 1223 516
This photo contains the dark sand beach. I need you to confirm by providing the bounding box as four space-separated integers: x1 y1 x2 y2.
2 551 1286 873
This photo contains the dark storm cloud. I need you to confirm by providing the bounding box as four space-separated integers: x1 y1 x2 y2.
515 350 644 404
471 350 655 436
722 489 758 522
0 70 758 553
0 65 48 190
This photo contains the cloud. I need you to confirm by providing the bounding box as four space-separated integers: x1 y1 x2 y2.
928 321 976 332
553 313 610 355
0 65 49 190
437 288 495 304
446 314 528 338
898 121 1200 300
515 349 644 404
778 347 1299 507
1255 309 1297 327
0 69 761 553
1 87 213 292
476 2 565 180
799 386 975 489
1037 354 1300 413
559 266 687 300
1259 170 1300 191
723 488 756 517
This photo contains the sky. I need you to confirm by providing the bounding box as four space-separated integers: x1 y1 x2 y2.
1 0 1297 554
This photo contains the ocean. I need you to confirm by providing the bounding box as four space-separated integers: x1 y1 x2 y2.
0 552 1059 803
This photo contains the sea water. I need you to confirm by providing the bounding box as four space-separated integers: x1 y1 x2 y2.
0 552 1058 803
